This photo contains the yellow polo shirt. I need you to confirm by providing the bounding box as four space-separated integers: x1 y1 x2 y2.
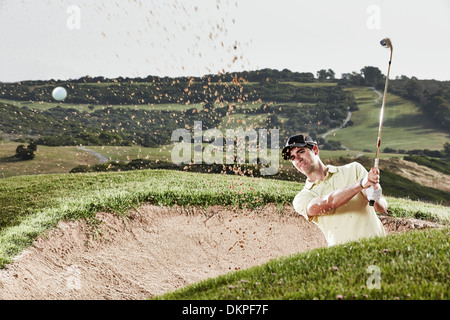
293 162 386 246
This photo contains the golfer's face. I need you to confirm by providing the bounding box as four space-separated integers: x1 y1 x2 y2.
289 146 314 174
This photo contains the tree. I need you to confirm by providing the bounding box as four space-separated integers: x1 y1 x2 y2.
405 79 423 102
322 140 343 150
28 140 37 152
317 69 335 81
327 69 335 80
317 69 328 81
360 66 384 87
308 130 318 141
15 143 36 160
443 142 450 157
341 72 364 86
266 114 279 125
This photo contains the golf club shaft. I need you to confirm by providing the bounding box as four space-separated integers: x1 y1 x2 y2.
370 39 393 206
374 47 393 166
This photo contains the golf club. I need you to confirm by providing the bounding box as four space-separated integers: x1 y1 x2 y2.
369 37 393 206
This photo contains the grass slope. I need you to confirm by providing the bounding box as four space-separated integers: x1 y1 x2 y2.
0 98 205 112
334 87 448 151
0 141 98 178
404 155 450 175
380 169 450 206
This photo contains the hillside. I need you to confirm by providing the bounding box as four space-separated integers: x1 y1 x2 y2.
0 83 355 147
1 71 449 204
1 69 448 153
330 87 448 151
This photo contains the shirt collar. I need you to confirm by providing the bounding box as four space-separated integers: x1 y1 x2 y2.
304 165 338 189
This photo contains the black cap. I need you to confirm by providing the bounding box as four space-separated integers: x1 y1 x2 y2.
282 134 317 160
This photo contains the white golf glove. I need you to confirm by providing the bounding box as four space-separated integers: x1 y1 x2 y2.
367 185 382 202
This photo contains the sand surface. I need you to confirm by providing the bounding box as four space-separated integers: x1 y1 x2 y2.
0 203 440 300
0 204 327 299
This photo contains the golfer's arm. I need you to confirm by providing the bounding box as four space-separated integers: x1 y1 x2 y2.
306 181 363 217
373 196 388 214
360 189 388 214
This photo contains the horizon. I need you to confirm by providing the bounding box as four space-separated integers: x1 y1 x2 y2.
1 67 447 84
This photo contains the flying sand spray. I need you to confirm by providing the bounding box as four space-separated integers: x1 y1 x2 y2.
369 38 393 206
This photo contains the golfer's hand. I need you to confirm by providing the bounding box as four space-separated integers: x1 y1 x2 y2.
361 167 380 188
368 167 380 184
367 184 382 202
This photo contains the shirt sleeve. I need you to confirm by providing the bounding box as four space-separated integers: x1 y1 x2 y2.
353 161 369 181
293 189 316 222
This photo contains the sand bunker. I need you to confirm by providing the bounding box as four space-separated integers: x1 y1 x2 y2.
0 204 440 300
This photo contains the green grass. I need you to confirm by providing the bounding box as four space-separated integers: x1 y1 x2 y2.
279 81 338 87
386 197 450 224
333 87 449 151
78 145 175 162
8 139 446 205
155 227 449 300
0 98 206 112
0 141 98 178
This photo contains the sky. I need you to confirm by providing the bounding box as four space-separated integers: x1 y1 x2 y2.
0 0 449 83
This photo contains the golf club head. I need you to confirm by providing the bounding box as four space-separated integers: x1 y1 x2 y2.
380 38 392 49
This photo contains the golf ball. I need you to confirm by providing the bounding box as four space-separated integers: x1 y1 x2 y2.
52 87 67 101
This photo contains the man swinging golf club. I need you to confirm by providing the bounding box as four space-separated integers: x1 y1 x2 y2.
284 135 387 246
285 38 393 246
